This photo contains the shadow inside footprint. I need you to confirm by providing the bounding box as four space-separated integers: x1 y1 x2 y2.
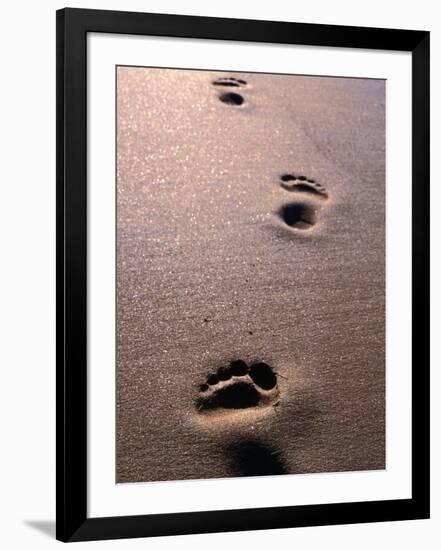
279 202 317 230
249 362 278 390
205 382 261 410
196 360 279 413
281 174 310 182
227 440 288 476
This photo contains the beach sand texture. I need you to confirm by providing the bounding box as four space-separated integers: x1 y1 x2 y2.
116 67 385 482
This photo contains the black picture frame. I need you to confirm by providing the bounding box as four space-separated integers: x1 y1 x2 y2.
56 7 430 542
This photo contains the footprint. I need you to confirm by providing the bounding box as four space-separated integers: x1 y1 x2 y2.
196 360 279 413
278 174 329 231
212 77 247 88
212 76 247 106
279 174 328 199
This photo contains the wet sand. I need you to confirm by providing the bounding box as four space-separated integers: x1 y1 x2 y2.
116 67 385 482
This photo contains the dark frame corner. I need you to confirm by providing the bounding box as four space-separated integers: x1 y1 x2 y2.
56 7 430 542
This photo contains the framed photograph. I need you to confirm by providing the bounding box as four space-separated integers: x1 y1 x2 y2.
56 8 430 542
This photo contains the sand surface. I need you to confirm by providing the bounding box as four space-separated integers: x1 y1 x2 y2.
116 67 385 482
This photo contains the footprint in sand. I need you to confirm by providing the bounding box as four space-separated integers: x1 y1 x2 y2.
212 76 247 88
196 360 279 413
280 174 328 199
212 76 247 106
278 174 329 230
